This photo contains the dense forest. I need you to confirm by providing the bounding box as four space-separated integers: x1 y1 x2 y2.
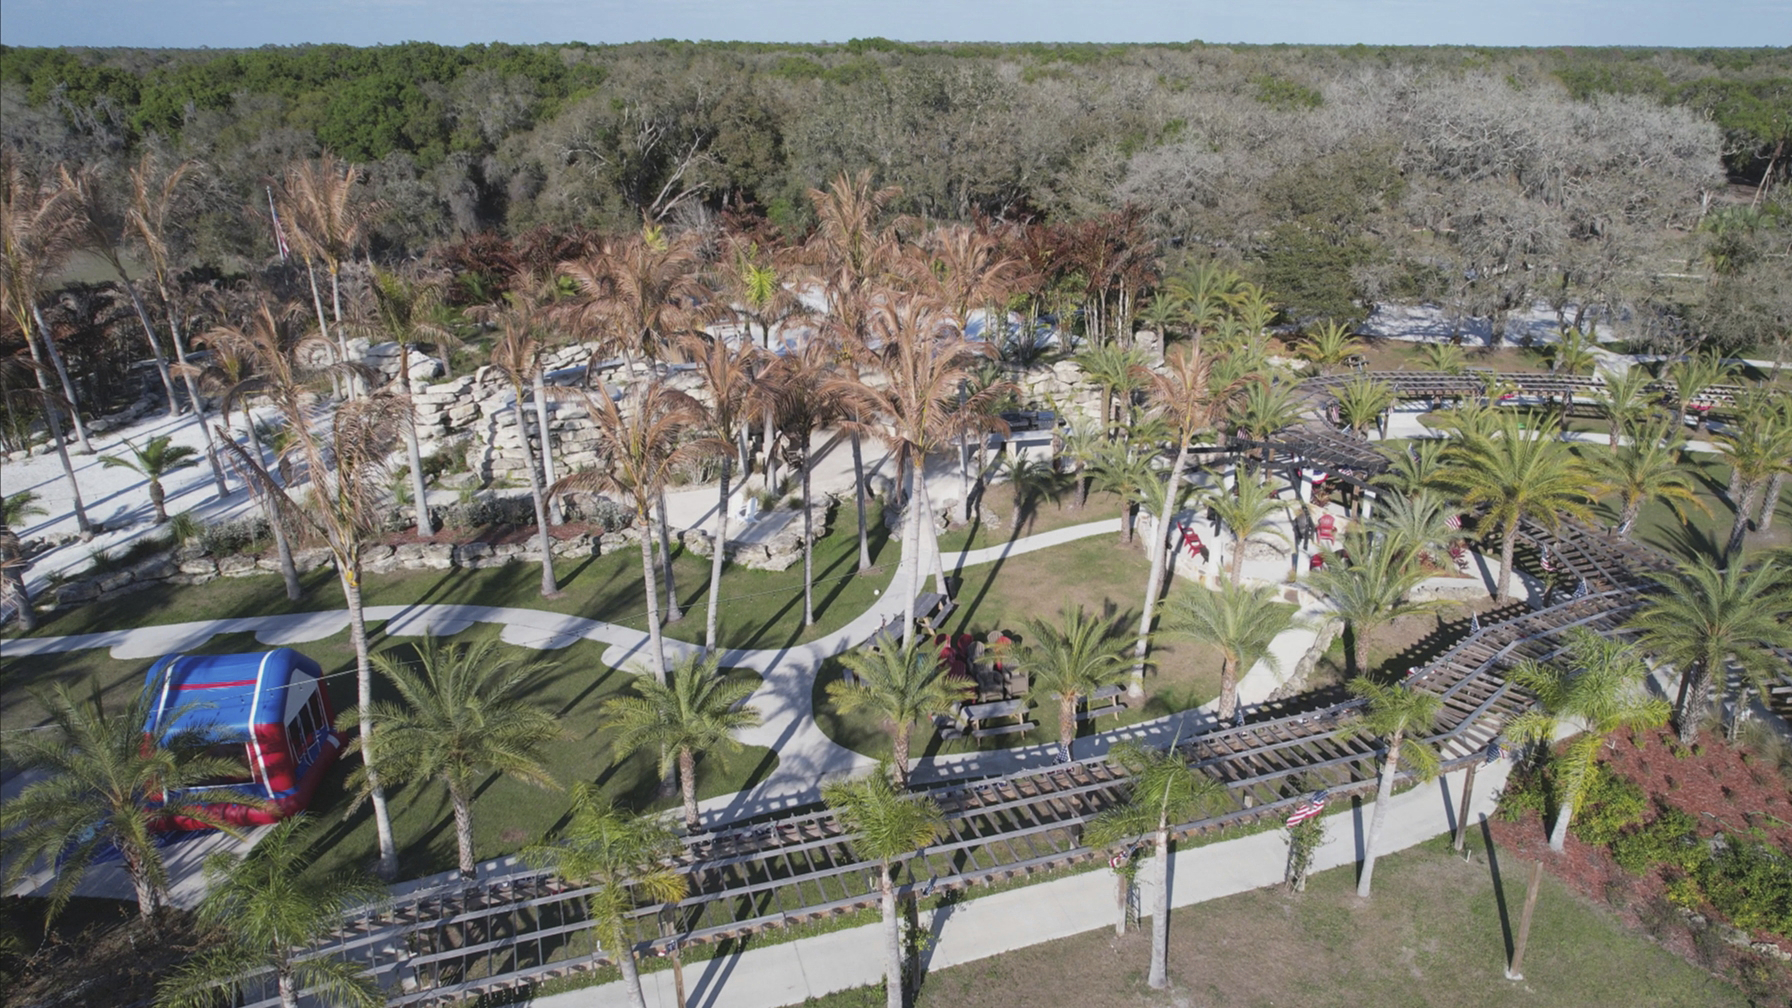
2 40 1789 352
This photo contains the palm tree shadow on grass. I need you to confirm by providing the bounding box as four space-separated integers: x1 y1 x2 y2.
1645 519 1725 566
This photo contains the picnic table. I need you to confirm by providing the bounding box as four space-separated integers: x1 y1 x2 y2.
961 698 1034 740
1051 684 1130 725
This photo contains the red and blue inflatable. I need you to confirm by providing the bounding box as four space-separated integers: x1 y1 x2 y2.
141 648 341 829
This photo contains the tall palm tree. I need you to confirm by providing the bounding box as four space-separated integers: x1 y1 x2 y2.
829 637 973 789
1713 391 1792 559
842 296 1011 646
211 309 404 878
764 337 844 626
683 332 765 652
1585 424 1709 539
154 817 385 1008
0 369 91 536
367 266 458 536
1084 739 1227 990
554 380 712 684
1296 320 1362 374
1130 343 1250 694
1331 376 1397 440
1202 477 1288 584
716 231 806 352
1010 607 1131 757
279 154 381 394
0 684 247 921
1088 439 1156 546
1663 351 1734 431
1591 365 1660 450
1506 629 1671 852
1630 558 1792 743
1310 533 1441 679
605 650 762 831
1366 489 1458 571
0 155 92 453
99 434 200 524
345 636 562 878
822 767 946 1008
485 309 561 598
57 162 181 415
1074 342 1148 439
1054 411 1105 510
560 226 710 367
1418 341 1466 375
1375 439 1449 498
1348 677 1441 898
524 787 688 1008
1439 412 1596 601
1228 377 1304 480
1163 580 1297 722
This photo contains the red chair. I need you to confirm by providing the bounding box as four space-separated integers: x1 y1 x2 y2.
1316 514 1337 546
1310 552 1326 571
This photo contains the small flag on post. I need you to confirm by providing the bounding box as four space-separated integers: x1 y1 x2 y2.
1485 738 1508 765
1469 612 1482 633
1445 513 1462 530
1286 790 1330 827
1540 547 1555 572
267 186 291 262
1573 578 1589 598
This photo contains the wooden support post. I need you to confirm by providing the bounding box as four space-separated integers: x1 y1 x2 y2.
1454 761 1479 853
1506 860 1544 980
660 908 688 1008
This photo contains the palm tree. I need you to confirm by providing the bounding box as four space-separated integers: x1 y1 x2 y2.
1375 439 1449 498
1310 534 1441 679
154 817 385 1008
1202 477 1288 584
1009 607 1131 758
279 154 381 394
367 266 458 536
0 684 248 921
683 332 764 652
554 380 712 684
1088 440 1157 546
1663 351 1734 431
1163 579 1297 722
1084 739 1227 989
1585 424 1709 539
1439 412 1596 601
1591 365 1660 450
1297 320 1362 374
1331 376 1397 440
1 523 33 630
764 337 844 626
1630 558 1792 743
1347 677 1441 898
1713 391 1792 559
822 767 946 1008
1228 377 1304 480
99 434 200 524
484 307 561 598
1506 629 1671 852
1054 412 1105 510
211 312 404 879
1418 341 1466 375
0 155 92 454
342 636 562 878
1130 343 1251 695
605 650 762 831
1075 342 1148 439
990 452 1062 534
843 296 1011 646
829 638 972 789
2 488 45 528
524 787 688 1008
1366 490 1457 571
1546 325 1598 377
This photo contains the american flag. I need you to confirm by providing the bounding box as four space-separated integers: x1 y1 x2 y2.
267 186 291 262
1485 738 1508 765
1286 790 1330 826
1540 547 1555 572
1445 513 1462 530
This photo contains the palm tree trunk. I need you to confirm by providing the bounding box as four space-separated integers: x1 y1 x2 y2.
398 345 434 536
149 480 168 523
276 968 300 1008
1496 521 1518 601
327 263 358 398
1148 822 1170 989
1229 530 1246 584
1343 623 1361 680
902 454 922 650
916 473 950 595
29 305 91 453
763 408 778 492
614 922 650 1008
1356 739 1402 898
679 746 702 830
1728 479 1762 560
244 418 302 600
801 434 816 626
512 398 559 597
342 561 399 880
531 367 563 526
852 428 872 572
704 454 731 654
120 843 161 918
1133 442 1190 698
638 519 668 685
28 342 93 536
118 280 180 415
449 780 477 878
892 723 912 790
657 493 681 622
1217 654 1239 723
880 862 904 1008
1759 471 1785 531
1 533 36 632
158 294 229 494
1059 694 1078 757
303 261 342 400
1548 796 1574 853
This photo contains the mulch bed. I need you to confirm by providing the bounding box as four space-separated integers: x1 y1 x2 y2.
1488 728 1792 999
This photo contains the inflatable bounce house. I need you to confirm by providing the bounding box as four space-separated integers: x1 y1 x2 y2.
141 648 342 829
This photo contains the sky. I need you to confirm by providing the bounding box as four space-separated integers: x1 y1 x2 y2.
1 0 1788 49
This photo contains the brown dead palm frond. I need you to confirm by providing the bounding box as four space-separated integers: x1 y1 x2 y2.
558 228 712 366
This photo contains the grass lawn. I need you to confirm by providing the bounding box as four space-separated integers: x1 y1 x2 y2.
936 484 1134 554
11 500 899 653
1 624 778 883
816 523 1227 760
803 832 1752 1008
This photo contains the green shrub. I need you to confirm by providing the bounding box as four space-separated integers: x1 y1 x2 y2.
196 515 272 557
1569 766 1648 847
1496 765 1550 822
1697 840 1792 939
1611 806 1707 875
